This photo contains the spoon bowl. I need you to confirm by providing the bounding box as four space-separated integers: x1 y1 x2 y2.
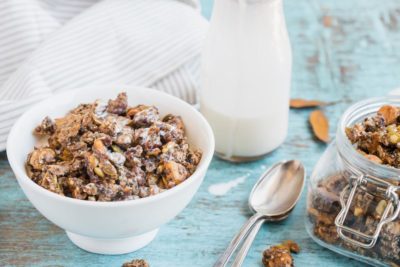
249 160 305 217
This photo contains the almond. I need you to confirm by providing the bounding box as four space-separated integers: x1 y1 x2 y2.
377 105 399 125
309 110 329 143
290 99 327 109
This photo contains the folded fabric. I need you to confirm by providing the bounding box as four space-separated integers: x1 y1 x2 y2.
0 0 207 150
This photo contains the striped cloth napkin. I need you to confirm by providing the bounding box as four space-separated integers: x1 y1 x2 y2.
0 0 208 151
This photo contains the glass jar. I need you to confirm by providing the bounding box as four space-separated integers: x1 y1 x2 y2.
306 97 400 267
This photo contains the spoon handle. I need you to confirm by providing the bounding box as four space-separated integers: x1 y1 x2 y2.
213 213 263 267
231 218 266 267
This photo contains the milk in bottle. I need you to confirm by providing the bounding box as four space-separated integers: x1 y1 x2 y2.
200 0 292 162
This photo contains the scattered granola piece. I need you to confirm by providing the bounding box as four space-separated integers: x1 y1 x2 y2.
122 259 149 267
262 245 294 267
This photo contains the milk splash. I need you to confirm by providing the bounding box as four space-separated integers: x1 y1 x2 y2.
208 174 250 196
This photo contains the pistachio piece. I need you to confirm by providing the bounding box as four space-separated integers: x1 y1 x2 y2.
111 145 123 153
99 160 118 180
94 167 105 178
389 133 400 144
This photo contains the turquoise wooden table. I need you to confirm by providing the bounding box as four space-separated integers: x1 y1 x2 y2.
2 0 400 266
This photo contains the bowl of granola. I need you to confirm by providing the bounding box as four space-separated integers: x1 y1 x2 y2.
7 86 214 254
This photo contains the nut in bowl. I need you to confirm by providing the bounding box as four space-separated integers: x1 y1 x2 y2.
7 86 215 255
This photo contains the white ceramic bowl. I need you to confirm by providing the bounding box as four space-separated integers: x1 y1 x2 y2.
7 86 215 255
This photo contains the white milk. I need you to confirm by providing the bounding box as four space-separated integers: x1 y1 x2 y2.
200 0 292 161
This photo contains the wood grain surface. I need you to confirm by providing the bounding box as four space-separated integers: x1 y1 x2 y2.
2 0 400 266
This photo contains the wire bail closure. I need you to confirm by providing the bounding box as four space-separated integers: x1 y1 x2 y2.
335 173 400 249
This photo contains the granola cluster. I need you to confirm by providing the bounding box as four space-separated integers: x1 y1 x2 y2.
262 240 300 267
122 259 149 267
345 105 400 167
26 92 202 201
308 174 400 266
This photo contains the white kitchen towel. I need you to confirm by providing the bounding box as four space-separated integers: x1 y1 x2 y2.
0 0 208 151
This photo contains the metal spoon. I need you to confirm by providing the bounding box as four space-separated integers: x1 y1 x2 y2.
213 160 305 267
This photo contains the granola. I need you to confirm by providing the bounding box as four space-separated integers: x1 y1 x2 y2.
308 173 400 266
122 259 149 267
26 92 202 201
262 240 300 267
345 105 400 168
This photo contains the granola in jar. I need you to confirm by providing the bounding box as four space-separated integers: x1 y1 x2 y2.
307 101 400 266
26 92 202 201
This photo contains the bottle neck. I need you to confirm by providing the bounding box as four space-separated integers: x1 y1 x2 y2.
212 0 283 17
210 0 285 32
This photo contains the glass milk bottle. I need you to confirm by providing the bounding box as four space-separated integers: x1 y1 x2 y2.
200 0 292 162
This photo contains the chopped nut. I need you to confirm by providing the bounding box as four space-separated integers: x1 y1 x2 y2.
28 148 56 170
161 161 189 188
94 167 105 178
93 138 108 154
378 105 399 125
111 145 123 153
309 110 329 143
127 105 148 118
389 133 400 144
98 159 118 180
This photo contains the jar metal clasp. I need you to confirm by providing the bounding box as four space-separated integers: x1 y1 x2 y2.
335 173 400 249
